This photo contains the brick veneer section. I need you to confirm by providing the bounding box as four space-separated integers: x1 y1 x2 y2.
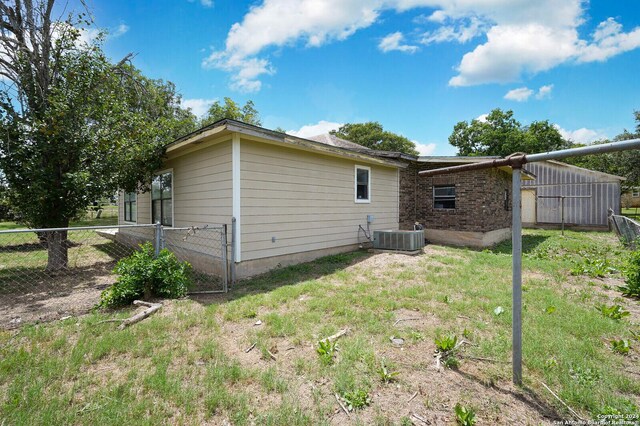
399 161 512 232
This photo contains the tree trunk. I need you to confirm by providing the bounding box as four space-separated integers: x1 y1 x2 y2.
46 229 69 273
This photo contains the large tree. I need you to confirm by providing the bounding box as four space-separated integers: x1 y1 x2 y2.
449 108 571 157
566 111 640 187
0 1 196 270
200 97 261 126
330 122 419 156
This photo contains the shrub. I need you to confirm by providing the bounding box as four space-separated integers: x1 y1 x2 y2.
99 242 192 307
619 248 640 298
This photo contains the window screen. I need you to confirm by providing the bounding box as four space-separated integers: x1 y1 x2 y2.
355 167 370 202
152 172 173 226
123 192 136 222
433 185 455 209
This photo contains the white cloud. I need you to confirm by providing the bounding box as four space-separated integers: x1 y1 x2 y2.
379 32 418 53
206 0 640 91
475 113 488 122
287 120 343 138
504 87 534 102
554 125 608 144
535 84 553 99
504 84 553 102
413 140 437 155
77 23 129 46
420 16 485 44
182 98 217 117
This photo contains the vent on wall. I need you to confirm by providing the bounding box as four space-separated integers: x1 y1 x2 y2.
373 230 425 251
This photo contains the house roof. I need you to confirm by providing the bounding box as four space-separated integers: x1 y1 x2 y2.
306 133 371 151
543 160 625 181
166 119 408 168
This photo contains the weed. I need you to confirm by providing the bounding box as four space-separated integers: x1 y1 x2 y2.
493 306 505 316
409 330 425 342
570 366 601 385
341 389 371 411
317 339 337 366
399 416 413 426
454 403 477 426
619 248 640 298
610 339 631 355
544 357 558 370
545 306 556 314
596 304 630 321
435 334 460 369
443 295 452 304
571 256 617 278
377 359 399 383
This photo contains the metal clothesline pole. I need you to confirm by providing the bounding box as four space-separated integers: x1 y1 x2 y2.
419 138 640 385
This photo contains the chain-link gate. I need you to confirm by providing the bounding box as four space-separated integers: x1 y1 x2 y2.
162 224 229 294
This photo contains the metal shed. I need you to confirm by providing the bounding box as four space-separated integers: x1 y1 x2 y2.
521 160 624 228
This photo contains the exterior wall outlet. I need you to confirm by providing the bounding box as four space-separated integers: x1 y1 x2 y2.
367 215 375 223
272 236 276 243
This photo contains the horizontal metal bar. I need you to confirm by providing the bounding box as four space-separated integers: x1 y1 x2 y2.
188 290 226 295
0 224 156 235
420 138 640 177
537 195 592 199
526 138 640 162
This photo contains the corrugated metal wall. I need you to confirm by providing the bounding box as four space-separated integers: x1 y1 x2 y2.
522 161 622 226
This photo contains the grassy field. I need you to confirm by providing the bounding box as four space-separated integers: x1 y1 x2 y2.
623 208 640 221
1 229 639 425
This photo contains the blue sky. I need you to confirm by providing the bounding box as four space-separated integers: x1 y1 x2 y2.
80 0 640 155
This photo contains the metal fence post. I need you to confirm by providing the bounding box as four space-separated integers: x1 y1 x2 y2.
222 224 229 292
512 167 523 385
154 222 162 257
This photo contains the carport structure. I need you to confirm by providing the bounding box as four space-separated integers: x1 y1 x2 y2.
419 139 640 385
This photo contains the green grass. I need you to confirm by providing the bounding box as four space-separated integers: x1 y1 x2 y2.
622 208 640 220
1 230 639 424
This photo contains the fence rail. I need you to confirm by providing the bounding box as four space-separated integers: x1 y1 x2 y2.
0 222 230 328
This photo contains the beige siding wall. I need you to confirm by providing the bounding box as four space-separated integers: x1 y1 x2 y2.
240 140 399 261
118 140 232 227
163 140 233 227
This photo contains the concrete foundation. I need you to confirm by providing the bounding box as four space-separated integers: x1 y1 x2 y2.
235 243 362 279
424 227 511 248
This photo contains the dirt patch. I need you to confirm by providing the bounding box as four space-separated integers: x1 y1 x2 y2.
0 262 116 329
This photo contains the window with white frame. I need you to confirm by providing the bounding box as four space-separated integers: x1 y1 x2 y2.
355 166 371 203
633 189 640 198
433 185 456 209
152 172 173 226
123 192 137 222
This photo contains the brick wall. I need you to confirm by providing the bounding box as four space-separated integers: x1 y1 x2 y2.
399 161 512 232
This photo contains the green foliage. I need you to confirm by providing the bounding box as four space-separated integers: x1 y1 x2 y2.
596 304 630 321
341 389 371 411
435 334 460 369
99 243 192 307
564 111 640 187
377 359 399 383
569 366 601 385
0 1 197 235
610 339 631 355
571 257 617 278
330 122 419 155
316 339 337 366
619 248 640 298
200 97 261 127
454 403 477 426
448 108 570 157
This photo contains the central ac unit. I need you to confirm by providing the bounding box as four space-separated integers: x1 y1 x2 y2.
373 230 425 251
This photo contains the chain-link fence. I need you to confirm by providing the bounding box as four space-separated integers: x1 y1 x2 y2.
610 214 640 248
0 223 230 328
